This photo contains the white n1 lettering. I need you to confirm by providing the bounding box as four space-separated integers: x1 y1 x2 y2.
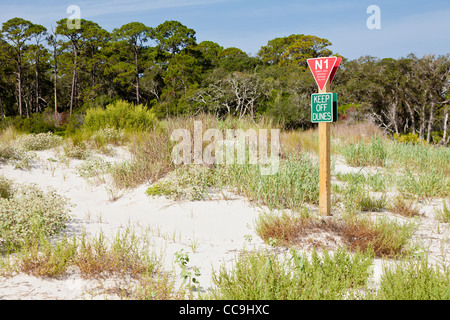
315 60 322 70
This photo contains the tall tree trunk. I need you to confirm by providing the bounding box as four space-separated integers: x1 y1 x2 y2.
134 46 140 105
442 111 448 145
404 101 416 134
53 50 58 121
419 106 426 140
426 102 435 143
35 59 40 114
70 44 78 115
17 52 22 116
0 96 4 119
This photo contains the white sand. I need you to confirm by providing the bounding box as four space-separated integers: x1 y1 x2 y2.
0 147 271 299
0 147 448 300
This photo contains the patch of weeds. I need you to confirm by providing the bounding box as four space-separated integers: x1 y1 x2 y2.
341 215 418 258
75 228 158 279
174 249 201 296
342 136 386 167
146 165 215 201
89 126 127 147
109 128 175 189
255 208 311 247
397 168 449 200
17 234 77 278
63 141 91 160
376 257 450 300
341 183 387 213
209 247 373 300
435 198 450 223
388 196 421 218
76 158 112 180
0 143 35 170
217 153 319 211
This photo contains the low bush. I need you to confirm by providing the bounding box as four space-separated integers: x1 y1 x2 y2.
0 184 71 251
16 132 63 151
377 258 450 300
84 100 158 132
0 176 14 199
209 247 373 300
342 215 417 258
9 113 59 134
146 165 215 201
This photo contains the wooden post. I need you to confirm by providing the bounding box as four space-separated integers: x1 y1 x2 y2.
318 81 331 215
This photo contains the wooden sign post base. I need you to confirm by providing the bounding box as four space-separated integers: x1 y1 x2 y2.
318 82 331 216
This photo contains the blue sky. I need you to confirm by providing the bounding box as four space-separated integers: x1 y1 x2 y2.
1 0 449 60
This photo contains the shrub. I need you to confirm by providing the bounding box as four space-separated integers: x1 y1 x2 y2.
209 247 373 300
0 142 35 170
147 165 216 201
342 215 417 258
393 133 427 145
11 113 59 134
0 184 71 251
89 126 127 147
0 176 14 199
84 100 158 132
377 258 450 300
16 132 63 151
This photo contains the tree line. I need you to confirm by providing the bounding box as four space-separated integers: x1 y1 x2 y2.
0 17 448 143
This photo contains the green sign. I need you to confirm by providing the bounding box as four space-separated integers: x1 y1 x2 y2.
311 92 337 123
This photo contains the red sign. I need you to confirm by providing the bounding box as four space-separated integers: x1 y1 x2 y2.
307 57 341 91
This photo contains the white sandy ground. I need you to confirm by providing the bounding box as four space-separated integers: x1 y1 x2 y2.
0 146 449 300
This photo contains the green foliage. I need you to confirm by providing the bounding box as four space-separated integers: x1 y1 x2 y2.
10 114 59 134
342 136 387 167
0 184 71 251
397 168 449 200
434 199 450 223
84 100 158 132
216 153 319 211
393 133 427 145
15 132 63 151
340 182 387 214
209 247 373 300
377 258 450 300
0 176 14 199
146 165 215 201
151 20 196 57
258 34 333 68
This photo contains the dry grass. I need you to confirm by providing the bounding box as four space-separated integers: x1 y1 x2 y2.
387 196 422 218
255 209 311 246
331 121 384 145
256 211 417 258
